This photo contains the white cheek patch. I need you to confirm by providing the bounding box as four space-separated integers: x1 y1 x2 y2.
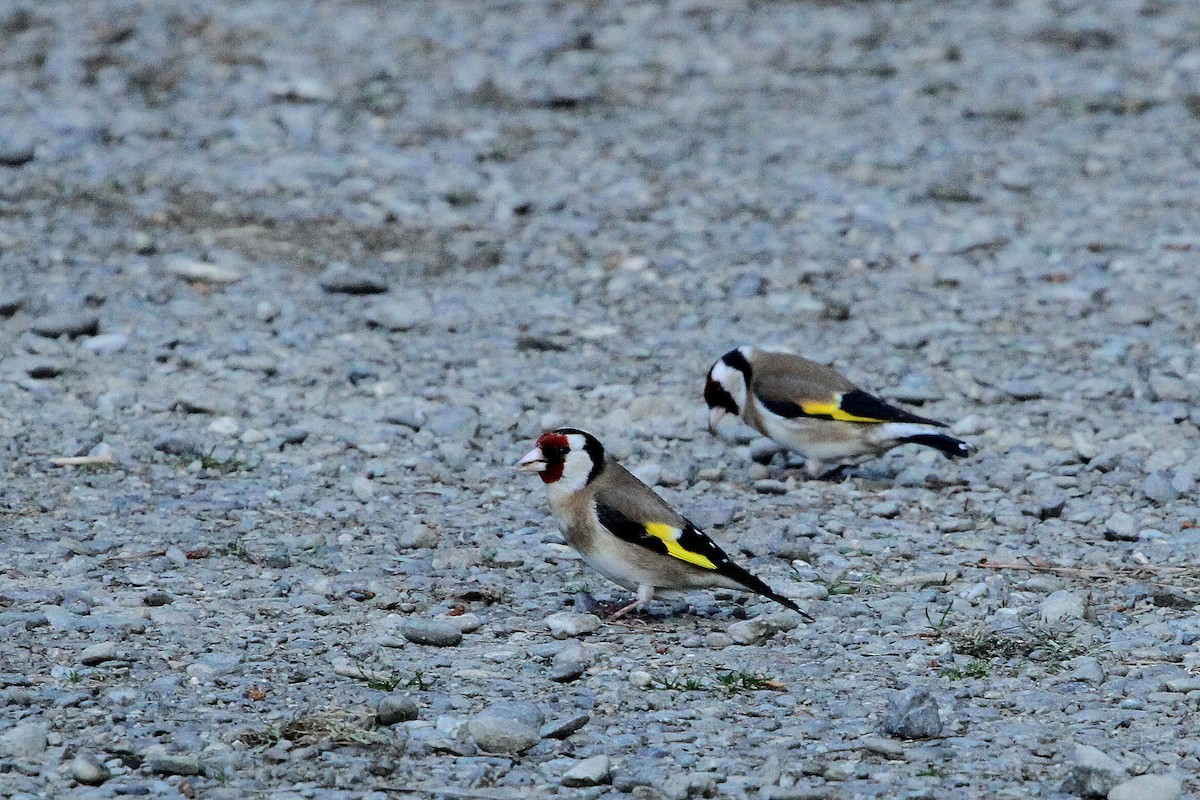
546 445 593 501
711 361 748 411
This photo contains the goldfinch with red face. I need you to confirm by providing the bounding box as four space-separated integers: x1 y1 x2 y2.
517 428 809 621
705 346 974 478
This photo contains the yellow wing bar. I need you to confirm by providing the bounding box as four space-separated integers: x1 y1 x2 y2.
643 522 717 570
800 397 885 423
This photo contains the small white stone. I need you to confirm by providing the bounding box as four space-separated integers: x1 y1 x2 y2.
208 416 240 436
562 754 612 787
544 611 601 639
352 476 376 502
1039 590 1086 624
629 670 652 688
1107 774 1182 800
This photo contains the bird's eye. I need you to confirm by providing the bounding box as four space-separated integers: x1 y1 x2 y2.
544 445 569 459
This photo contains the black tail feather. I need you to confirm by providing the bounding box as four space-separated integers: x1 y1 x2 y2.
899 433 974 459
729 566 814 621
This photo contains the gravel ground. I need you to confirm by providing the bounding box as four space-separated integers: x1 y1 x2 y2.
2 1 1199 798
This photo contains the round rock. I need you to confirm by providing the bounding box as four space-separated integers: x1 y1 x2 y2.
70 753 111 786
468 702 544 754
401 619 463 647
376 695 419 726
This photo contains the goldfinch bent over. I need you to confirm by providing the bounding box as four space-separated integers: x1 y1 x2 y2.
517 428 808 621
705 346 974 478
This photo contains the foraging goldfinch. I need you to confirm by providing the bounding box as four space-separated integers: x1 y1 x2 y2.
516 428 809 621
705 346 974 478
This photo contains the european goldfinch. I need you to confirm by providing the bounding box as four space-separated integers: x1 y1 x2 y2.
516 428 809 621
705 346 974 478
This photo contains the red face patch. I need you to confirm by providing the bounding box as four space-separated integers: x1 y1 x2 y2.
535 432 570 484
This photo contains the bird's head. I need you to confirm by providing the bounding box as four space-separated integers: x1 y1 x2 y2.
516 427 605 491
704 347 752 431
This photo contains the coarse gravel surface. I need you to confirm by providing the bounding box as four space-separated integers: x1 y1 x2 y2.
2 1 1199 799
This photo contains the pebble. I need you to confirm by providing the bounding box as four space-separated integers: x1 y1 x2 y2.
1061 743 1125 798
1105 512 1138 541
754 479 790 495
145 751 203 776
80 641 120 666
81 333 128 354
727 617 775 645
1039 590 1087 624
29 312 100 338
1067 656 1105 684
544 611 601 639
749 438 783 464
69 752 111 786
539 713 590 740
0 291 25 316
352 475 376 502
318 263 389 294
401 619 463 647
0 138 35 166
153 434 204 458
859 736 905 759
468 702 543 754
1 722 48 757
549 642 592 683
1106 775 1182 800
376 695 419 726
362 299 432 331
165 257 243 284
562 754 612 787
395 523 438 549
1141 473 1178 504
882 688 942 739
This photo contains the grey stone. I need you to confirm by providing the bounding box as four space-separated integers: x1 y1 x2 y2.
469 702 543 754
545 611 601 639
401 619 463 647
1107 774 1181 800
146 752 203 776
1141 473 1178 504
424 406 479 441
754 479 790 495
1061 743 1125 798
30 312 100 338
1 722 48 757
883 688 942 739
81 333 128 354
319 264 389 294
0 139 34 166
153 434 204 458
362 299 432 331
395 523 438 549
70 752 111 785
562 754 612 787
143 591 172 607
1040 590 1087 623
549 641 592 683
165 257 243 284
1067 656 1105 684
80 641 120 665
727 617 775 645
376 695 419 726
540 713 590 739
749 438 783 464
0 292 25 316
1104 512 1138 542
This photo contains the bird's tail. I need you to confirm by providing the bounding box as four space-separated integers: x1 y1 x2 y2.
760 586 815 622
898 432 974 459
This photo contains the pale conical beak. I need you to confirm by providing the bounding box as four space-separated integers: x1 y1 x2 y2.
516 447 546 473
707 407 727 433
